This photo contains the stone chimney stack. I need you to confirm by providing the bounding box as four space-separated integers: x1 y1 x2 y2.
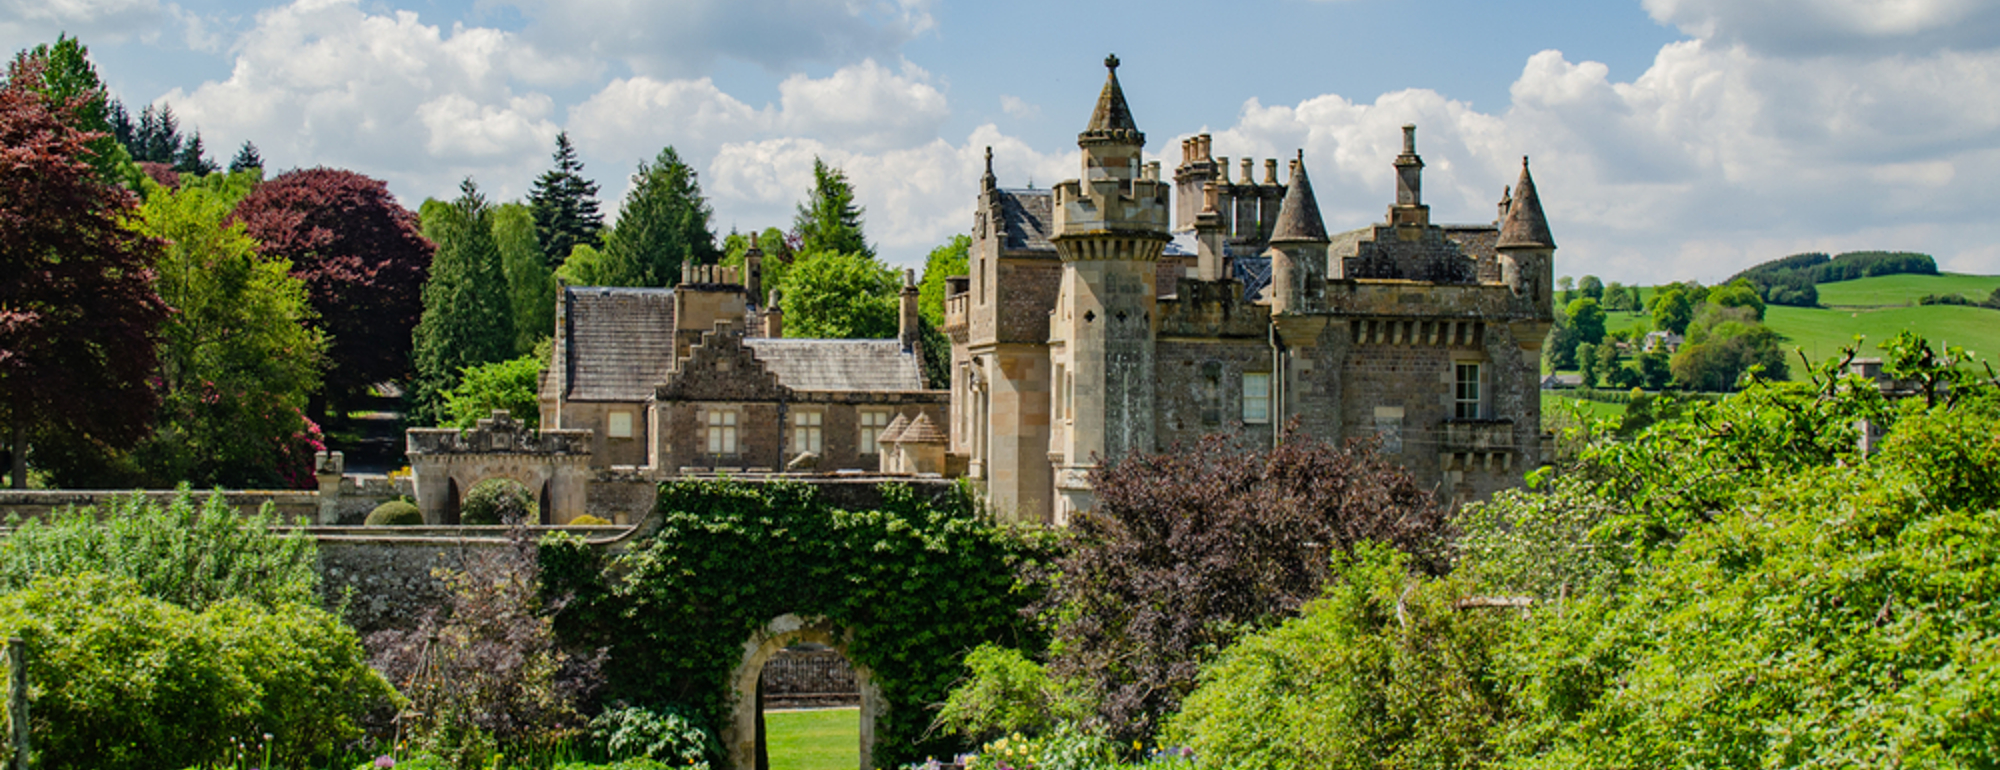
1196 181 1226 281
745 231 763 306
1391 124 1430 227
899 268 920 353
764 290 783 338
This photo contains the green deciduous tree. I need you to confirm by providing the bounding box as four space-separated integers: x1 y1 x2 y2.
1670 305 1788 391
494 201 556 354
7 35 136 186
1576 274 1603 301
777 250 899 339
1649 287 1694 335
129 171 327 488
445 351 544 429
556 242 616 287
602 145 718 286
0 54 169 488
918 234 970 327
528 131 603 269
412 179 514 425
1564 297 1607 347
793 157 871 258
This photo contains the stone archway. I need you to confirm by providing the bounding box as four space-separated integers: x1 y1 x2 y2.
725 614 883 770
406 411 594 525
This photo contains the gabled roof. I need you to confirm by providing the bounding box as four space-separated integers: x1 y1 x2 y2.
548 286 677 402
1269 155 1329 244
997 189 1056 253
743 339 928 392
1497 157 1554 249
892 413 947 444
878 413 911 445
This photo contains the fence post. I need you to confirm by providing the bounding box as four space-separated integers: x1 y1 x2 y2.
6 638 24 770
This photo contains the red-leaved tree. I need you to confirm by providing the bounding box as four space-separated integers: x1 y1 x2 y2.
0 53 169 488
1036 428 1449 743
230 168 431 418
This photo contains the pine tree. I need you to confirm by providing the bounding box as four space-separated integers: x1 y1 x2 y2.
228 141 262 173
411 179 514 425
602 145 718 287
173 130 217 175
135 103 182 163
527 132 603 270
792 156 871 258
108 99 133 149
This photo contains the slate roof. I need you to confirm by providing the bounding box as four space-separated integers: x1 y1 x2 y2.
1497 157 1555 249
1269 156 1329 243
743 339 928 392
1232 255 1272 302
998 189 1056 253
1083 55 1142 142
894 413 947 444
548 287 678 402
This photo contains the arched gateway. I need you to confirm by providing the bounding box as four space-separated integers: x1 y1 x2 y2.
406 411 595 524
726 614 883 770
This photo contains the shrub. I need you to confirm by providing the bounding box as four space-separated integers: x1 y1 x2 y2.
367 499 425 526
1038 428 1446 744
0 487 318 610
568 514 611 526
965 723 1122 770
0 572 396 770
935 644 1090 744
590 704 718 767
461 478 536 525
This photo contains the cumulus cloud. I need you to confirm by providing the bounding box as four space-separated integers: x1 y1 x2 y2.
166 0 588 203
503 0 936 78
0 0 166 48
1643 0 2000 56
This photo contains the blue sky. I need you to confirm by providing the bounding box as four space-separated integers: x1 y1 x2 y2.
7 0 2000 284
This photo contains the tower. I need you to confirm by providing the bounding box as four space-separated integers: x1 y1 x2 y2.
1047 54 1172 518
1496 156 1555 316
1267 152 1330 313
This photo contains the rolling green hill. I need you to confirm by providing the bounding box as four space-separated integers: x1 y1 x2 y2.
1815 273 2000 307
1765 273 2000 364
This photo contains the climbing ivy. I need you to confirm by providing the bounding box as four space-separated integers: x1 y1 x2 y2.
541 479 1057 765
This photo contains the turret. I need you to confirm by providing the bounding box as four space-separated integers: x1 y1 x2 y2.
1496 156 1554 316
1049 54 1172 516
1267 151 1330 313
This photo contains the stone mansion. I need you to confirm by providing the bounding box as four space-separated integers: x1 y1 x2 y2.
514 55 1554 525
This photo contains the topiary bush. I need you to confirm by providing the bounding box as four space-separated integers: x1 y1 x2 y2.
366 499 424 526
567 514 612 526
461 478 536 525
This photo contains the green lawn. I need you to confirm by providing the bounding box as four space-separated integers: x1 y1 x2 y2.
764 707 859 770
1814 273 2000 307
1542 392 1626 422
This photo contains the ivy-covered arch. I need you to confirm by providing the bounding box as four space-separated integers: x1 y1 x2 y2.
541 479 1054 769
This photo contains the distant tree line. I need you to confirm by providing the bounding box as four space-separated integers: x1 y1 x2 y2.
1730 250 1939 307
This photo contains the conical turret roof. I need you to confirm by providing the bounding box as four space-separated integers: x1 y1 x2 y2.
894 413 946 444
1081 54 1142 143
1497 157 1554 249
1269 153 1329 244
878 413 910 445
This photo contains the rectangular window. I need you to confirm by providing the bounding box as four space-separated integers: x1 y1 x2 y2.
607 411 634 439
1455 363 1482 420
792 410 822 454
1243 372 1271 424
859 410 890 455
706 409 738 454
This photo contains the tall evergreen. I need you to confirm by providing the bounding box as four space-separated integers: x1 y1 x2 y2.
527 132 603 270
228 141 262 173
602 145 718 287
173 130 216 175
134 103 182 163
792 156 871 258
411 179 513 425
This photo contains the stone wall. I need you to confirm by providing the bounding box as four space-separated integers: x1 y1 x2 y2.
0 489 321 523
313 525 638 635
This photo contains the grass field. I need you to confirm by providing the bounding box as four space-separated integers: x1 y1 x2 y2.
1542 392 1626 422
764 707 859 770
1815 273 2000 307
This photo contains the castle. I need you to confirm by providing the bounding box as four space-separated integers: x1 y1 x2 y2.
492 54 1552 526
942 55 1555 522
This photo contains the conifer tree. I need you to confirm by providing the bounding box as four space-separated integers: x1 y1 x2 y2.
527 132 603 269
173 130 216 175
411 179 513 425
792 156 872 258
228 141 262 173
601 145 718 287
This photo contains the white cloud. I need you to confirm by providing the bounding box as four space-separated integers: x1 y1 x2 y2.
1000 95 1040 121
777 58 947 151
0 0 167 51
1643 0 2000 55
503 0 936 78
166 0 585 203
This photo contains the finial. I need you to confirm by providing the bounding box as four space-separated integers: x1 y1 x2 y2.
1105 53 1119 71
1402 124 1417 154
985 146 993 173
1523 155 1530 169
